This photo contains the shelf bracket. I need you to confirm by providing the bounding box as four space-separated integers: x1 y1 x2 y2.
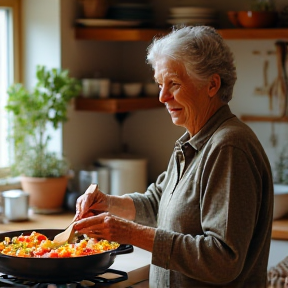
114 112 130 125
114 112 130 154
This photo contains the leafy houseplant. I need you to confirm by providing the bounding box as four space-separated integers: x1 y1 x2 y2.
6 65 81 213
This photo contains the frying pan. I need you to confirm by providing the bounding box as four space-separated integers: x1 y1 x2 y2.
0 229 133 282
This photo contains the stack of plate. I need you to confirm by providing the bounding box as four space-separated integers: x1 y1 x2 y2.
167 6 218 27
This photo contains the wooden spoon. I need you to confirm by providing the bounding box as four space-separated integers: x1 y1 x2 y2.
53 183 99 245
53 221 76 245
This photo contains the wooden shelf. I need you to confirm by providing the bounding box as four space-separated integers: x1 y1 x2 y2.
75 27 288 41
75 27 168 41
74 26 288 114
218 28 288 40
74 97 164 113
240 115 288 122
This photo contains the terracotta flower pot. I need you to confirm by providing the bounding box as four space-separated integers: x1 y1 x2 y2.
21 176 68 214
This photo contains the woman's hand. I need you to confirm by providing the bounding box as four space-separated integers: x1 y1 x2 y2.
74 210 156 251
74 184 110 221
74 212 134 244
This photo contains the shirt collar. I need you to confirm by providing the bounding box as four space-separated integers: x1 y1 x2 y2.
176 105 236 151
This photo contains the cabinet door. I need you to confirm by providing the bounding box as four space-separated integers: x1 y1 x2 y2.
268 239 288 269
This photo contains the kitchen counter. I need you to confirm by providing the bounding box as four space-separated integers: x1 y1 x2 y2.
0 209 75 231
2 210 287 286
272 217 288 240
0 210 151 288
3 210 287 240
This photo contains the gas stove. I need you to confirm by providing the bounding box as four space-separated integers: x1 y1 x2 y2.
0 247 151 288
0 269 127 288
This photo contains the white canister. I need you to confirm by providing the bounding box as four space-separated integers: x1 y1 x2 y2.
81 78 110 98
82 79 99 98
98 78 110 98
98 157 147 196
79 167 110 194
1 190 30 221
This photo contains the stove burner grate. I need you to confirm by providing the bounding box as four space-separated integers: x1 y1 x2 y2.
0 269 128 288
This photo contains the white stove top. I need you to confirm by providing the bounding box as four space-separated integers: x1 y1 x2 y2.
98 247 151 287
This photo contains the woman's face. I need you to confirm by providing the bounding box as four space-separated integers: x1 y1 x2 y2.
154 58 215 135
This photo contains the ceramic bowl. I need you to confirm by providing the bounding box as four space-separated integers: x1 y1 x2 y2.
227 11 242 27
273 184 288 219
227 11 278 28
144 83 159 97
123 83 142 98
79 0 109 18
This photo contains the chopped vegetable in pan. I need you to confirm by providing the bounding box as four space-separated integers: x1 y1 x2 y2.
0 231 120 258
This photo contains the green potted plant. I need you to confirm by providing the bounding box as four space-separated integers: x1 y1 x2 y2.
6 65 81 213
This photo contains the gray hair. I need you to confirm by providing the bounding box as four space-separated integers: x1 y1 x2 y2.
146 26 237 103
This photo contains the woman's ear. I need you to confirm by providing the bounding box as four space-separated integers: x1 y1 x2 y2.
208 74 221 97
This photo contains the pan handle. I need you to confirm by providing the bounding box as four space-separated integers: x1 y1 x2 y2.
111 244 134 256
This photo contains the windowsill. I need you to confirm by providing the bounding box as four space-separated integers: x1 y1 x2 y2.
0 177 21 192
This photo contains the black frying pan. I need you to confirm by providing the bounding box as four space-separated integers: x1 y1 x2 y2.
0 229 133 282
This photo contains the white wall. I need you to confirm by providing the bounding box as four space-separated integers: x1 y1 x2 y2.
60 0 122 175
269 240 288 268
22 0 62 154
22 0 61 85
22 0 288 186
228 40 288 174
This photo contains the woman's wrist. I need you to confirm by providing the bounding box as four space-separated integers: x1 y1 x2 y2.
130 223 155 252
107 195 136 221
106 194 111 212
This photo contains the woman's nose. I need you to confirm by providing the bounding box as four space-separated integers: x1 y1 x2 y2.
159 86 173 103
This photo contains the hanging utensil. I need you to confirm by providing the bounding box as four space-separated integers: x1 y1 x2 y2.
275 41 288 117
270 122 277 147
283 42 288 116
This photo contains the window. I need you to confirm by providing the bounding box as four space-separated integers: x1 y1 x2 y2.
0 0 21 188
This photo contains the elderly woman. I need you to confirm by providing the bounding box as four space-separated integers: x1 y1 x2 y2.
74 26 273 287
